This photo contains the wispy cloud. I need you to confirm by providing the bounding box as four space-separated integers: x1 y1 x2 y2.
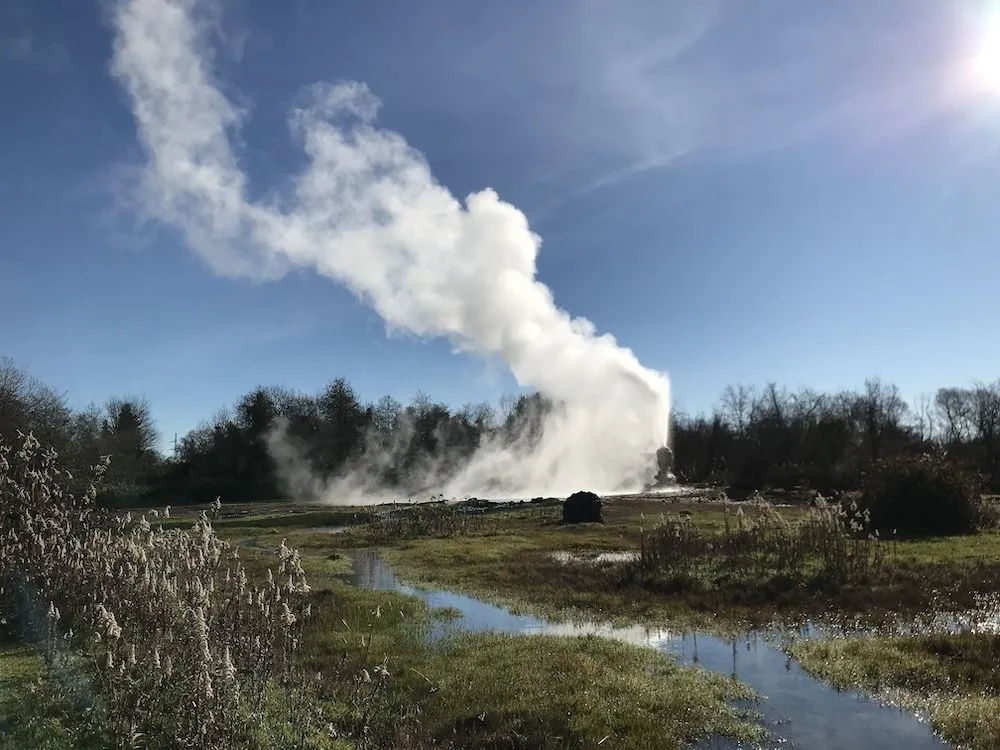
0 32 67 72
151 314 328 367
543 0 982 208
531 153 688 220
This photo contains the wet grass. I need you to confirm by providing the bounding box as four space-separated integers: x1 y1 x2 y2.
396 633 762 749
152 505 373 531
2 542 764 749
0 640 96 749
245 498 1000 630
194 497 1000 745
0 641 44 722
274 545 766 748
790 632 1000 750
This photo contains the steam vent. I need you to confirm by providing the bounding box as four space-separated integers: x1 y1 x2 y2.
654 445 675 487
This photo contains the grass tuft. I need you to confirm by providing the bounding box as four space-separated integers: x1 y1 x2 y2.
790 632 1000 750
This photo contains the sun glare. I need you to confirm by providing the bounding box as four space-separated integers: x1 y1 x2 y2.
969 10 1000 92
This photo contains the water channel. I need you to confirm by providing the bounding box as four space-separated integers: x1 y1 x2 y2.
347 548 953 749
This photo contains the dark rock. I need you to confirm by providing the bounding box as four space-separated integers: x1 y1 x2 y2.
562 491 603 524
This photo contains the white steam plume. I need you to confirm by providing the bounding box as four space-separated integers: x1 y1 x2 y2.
110 0 671 498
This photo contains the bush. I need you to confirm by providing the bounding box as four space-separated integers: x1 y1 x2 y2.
635 497 887 588
95 480 153 509
860 456 983 538
0 432 316 749
366 502 481 544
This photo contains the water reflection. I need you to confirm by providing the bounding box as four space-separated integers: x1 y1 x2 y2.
347 548 950 750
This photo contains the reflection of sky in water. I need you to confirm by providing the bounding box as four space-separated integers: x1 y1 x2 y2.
349 549 952 749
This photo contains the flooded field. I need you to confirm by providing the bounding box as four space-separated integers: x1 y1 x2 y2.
195 494 1000 747
347 548 962 749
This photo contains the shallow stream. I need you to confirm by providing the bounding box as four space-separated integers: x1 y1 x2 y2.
346 548 952 750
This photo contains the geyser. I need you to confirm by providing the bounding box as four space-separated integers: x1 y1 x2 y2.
110 0 671 498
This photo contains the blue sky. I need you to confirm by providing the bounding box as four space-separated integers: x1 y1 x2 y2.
2 0 1000 449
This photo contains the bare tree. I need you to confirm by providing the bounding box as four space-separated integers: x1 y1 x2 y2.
935 387 973 444
372 395 402 434
788 388 825 424
912 392 937 443
477 401 497 430
409 390 434 416
720 384 756 435
497 393 518 426
461 401 495 432
854 377 908 464
760 382 789 427
0 357 71 447
970 380 1000 477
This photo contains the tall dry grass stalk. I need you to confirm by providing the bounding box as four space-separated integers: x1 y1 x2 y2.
366 503 482 545
637 494 888 585
0 432 313 748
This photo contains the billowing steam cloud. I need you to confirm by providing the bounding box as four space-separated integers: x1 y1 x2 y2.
110 0 671 499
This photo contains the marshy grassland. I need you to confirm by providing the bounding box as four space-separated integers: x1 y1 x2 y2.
206 492 1000 748
0 526 765 750
790 632 1000 749
6 429 1000 749
0 435 765 750
285 551 764 749
243 495 1000 630
0 641 45 728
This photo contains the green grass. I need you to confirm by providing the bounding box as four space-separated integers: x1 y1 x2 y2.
14 495 998 747
790 632 1000 750
0 640 103 750
106 497 1000 746
266 501 999 635
2 543 766 748
892 531 1000 565
246 499 1000 630
0 641 44 721
152 506 373 532
232 539 768 748
393 633 762 749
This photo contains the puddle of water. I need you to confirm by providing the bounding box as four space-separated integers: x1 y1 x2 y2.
347 548 950 750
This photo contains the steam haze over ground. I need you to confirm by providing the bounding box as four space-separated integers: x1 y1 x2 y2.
109 0 671 499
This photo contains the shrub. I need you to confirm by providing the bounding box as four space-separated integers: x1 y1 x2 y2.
95 479 153 508
0 432 316 749
635 496 886 587
860 455 983 538
366 503 480 544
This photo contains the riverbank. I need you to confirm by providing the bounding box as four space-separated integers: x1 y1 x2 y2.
0 541 765 750
265 547 766 748
790 632 1000 749
95 493 1000 748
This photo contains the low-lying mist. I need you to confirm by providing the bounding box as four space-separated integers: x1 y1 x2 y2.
111 0 670 501
265 392 666 504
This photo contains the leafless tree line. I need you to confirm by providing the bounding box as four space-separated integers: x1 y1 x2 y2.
5 353 1000 501
672 377 1000 490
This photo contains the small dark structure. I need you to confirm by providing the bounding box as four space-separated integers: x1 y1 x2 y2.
654 445 675 486
562 491 603 524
